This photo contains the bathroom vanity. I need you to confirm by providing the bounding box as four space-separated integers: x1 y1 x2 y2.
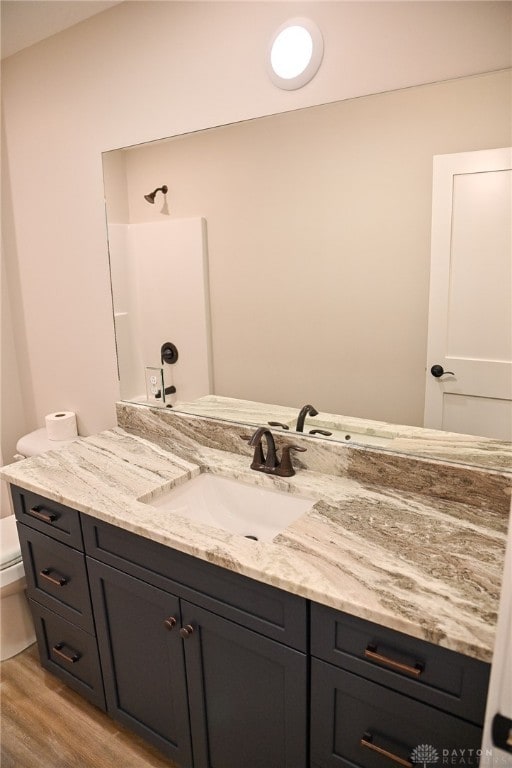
3 408 510 768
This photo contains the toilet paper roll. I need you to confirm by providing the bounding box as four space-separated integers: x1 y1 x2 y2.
45 411 78 441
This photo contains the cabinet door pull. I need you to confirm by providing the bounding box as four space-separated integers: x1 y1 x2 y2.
29 506 58 523
180 624 194 639
360 732 413 768
40 568 68 587
53 642 80 664
164 617 177 631
364 644 424 677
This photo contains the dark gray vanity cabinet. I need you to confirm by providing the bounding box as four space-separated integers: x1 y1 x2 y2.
10 486 106 710
310 603 489 768
11 486 492 768
83 515 308 768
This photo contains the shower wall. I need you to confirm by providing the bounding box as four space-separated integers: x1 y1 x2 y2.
108 219 212 404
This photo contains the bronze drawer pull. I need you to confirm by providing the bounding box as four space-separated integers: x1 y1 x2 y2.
164 617 177 631
360 732 413 768
180 624 194 639
40 568 68 587
53 642 80 664
29 506 58 523
364 644 424 677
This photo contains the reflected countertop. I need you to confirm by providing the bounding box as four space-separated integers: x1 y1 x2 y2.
173 395 512 473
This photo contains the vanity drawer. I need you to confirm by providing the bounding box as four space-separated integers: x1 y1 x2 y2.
311 658 482 768
82 514 307 651
30 601 105 711
311 603 489 725
11 485 83 549
18 523 94 632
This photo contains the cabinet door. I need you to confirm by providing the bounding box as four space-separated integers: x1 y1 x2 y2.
87 559 192 768
181 600 307 768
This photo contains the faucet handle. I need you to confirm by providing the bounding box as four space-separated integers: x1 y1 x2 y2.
240 434 265 467
309 429 333 437
279 444 307 477
268 421 290 430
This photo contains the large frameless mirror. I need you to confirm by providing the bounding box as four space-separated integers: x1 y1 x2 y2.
102 69 511 472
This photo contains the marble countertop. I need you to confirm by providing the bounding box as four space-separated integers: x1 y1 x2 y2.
2 427 508 663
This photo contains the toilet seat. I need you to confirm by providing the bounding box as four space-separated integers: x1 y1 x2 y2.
1 516 22 571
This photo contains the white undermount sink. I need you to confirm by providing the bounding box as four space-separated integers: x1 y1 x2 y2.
148 473 314 542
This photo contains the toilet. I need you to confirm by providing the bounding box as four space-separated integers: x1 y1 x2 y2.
0 428 79 661
0 514 36 660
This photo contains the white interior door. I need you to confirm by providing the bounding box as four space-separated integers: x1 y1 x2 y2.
424 147 512 440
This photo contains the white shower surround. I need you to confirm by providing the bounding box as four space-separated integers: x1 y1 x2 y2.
108 218 212 404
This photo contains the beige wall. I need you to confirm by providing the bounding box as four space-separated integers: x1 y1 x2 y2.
1 1 511 440
114 71 510 425
1 116 29 468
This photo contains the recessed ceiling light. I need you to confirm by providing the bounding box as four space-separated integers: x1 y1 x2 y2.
267 18 324 91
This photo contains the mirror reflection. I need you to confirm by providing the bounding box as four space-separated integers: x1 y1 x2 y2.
103 70 511 469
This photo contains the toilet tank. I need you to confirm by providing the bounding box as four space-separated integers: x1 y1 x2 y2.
16 428 79 458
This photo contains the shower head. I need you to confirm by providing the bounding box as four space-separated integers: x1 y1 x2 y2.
144 185 168 204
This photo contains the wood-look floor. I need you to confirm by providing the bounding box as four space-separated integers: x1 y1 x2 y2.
0 644 178 768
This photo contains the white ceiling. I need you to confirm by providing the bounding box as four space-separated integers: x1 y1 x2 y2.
1 0 124 59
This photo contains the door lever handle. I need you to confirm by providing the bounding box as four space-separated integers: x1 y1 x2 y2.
431 364 455 378
492 713 512 753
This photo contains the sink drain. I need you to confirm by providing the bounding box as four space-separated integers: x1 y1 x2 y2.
244 535 259 541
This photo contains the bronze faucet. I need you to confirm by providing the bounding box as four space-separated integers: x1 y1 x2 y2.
242 427 306 477
295 404 318 432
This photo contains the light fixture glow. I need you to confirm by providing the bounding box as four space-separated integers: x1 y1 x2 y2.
267 17 324 91
271 26 313 80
